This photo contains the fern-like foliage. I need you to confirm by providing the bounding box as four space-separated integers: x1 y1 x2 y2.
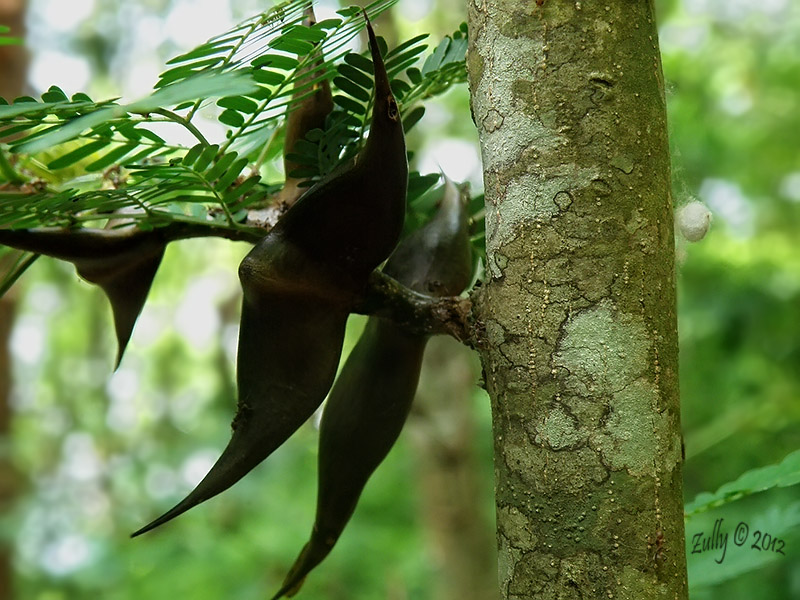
0 1 474 292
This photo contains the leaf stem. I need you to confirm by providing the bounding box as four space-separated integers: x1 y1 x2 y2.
0 147 27 184
151 109 211 146
251 122 280 175
0 252 39 298
186 18 262 122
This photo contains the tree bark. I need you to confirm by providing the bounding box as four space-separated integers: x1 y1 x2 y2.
467 1 688 598
0 1 28 596
0 0 28 101
0 290 15 600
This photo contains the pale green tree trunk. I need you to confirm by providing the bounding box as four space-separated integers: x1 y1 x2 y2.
467 1 688 598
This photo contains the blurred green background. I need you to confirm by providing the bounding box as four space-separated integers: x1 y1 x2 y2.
0 0 799 598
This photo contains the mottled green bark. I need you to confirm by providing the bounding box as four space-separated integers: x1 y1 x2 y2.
467 1 688 598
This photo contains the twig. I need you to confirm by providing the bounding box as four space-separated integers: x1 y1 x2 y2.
150 109 211 147
354 271 477 346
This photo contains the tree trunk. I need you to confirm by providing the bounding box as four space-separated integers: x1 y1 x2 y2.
467 1 688 598
0 291 18 599
408 336 500 600
0 1 28 596
0 0 28 100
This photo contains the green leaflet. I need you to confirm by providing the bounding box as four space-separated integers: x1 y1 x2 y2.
685 449 800 516
192 144 220 172
336 63 373 90
86 142 140 172
214 157 250 192
401 105 425 132
47 140 110 170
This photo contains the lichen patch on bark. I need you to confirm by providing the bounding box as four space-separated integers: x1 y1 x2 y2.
555 299 649 393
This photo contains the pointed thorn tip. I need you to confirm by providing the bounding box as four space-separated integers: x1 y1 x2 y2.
130 521 156 538
362 9 375 39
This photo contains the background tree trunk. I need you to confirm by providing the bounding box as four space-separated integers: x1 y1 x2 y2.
408 336 500 600
0 0 28 100
0 292 18 599
0 0 28 596
467 1 688 598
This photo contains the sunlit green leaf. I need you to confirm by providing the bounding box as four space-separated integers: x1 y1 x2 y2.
219 108 245 127
47 140 110 170
85 142 141 172
337 63 373 90
344 52 374 74
217 96 259 114
385 44 428 73
401 106 424 132
223 175 261 204
251 54 299 70
314 18 343 30
17 72 257 154
166 43 235 65
41 86 69 103
205 152 239 181
386 34 429 59
269 35 314 56
685 449 800 516
214 156 249 192
422 37 450 76
332 95 366 115
284 24 326 43
334 76 370 102
182 143 205 167
252 69 286 86
193 144 220 172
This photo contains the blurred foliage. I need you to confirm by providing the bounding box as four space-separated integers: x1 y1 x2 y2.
1 0 799 599
661 0 800 597
0 0 469 247
0 24 22 46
